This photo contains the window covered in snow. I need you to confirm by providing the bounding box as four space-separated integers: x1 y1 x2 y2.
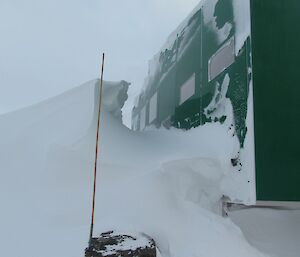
180 73 196 105
149 93 158 123
208 37 235 81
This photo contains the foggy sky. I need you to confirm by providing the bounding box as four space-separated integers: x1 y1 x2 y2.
0 0 200 126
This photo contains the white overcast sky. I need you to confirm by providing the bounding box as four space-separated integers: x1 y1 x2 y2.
0 0 200 125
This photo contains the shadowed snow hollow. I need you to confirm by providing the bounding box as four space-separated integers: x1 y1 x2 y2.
0 79 270 257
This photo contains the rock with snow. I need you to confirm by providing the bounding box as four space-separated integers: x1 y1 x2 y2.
85 231 156 257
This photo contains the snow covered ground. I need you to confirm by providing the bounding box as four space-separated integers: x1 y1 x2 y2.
230 207 300 257
0 80 299 257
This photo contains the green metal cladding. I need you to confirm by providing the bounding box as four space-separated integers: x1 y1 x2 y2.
251 0 300 202
132 0 251 148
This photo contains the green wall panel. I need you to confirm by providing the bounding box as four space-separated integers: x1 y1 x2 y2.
251 0 300 201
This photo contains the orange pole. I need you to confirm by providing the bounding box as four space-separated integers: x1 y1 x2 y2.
89 53 105 242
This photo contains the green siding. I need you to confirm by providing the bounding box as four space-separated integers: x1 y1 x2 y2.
251 0 300 201
173 10 202 129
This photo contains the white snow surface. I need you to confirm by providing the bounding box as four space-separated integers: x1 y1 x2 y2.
0 79 299 257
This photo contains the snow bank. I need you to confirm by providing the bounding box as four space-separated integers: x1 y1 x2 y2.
0 79 289 257
0 79 129 257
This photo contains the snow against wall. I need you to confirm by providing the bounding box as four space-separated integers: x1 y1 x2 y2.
0 79 297 257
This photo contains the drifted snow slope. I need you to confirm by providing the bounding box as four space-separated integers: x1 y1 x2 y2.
0 79 294 257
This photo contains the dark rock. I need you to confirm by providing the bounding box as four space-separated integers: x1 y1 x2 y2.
231 158 239 167
85 231 156 257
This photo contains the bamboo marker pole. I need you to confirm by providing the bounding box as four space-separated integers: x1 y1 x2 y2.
89 53 105 242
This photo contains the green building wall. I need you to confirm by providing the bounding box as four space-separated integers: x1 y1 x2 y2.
132 0 300 204
251 0 300 202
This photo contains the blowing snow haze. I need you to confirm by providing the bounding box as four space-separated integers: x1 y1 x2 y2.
0 0 200 126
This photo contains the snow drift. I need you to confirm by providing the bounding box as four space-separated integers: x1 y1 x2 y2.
1 79 296 257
